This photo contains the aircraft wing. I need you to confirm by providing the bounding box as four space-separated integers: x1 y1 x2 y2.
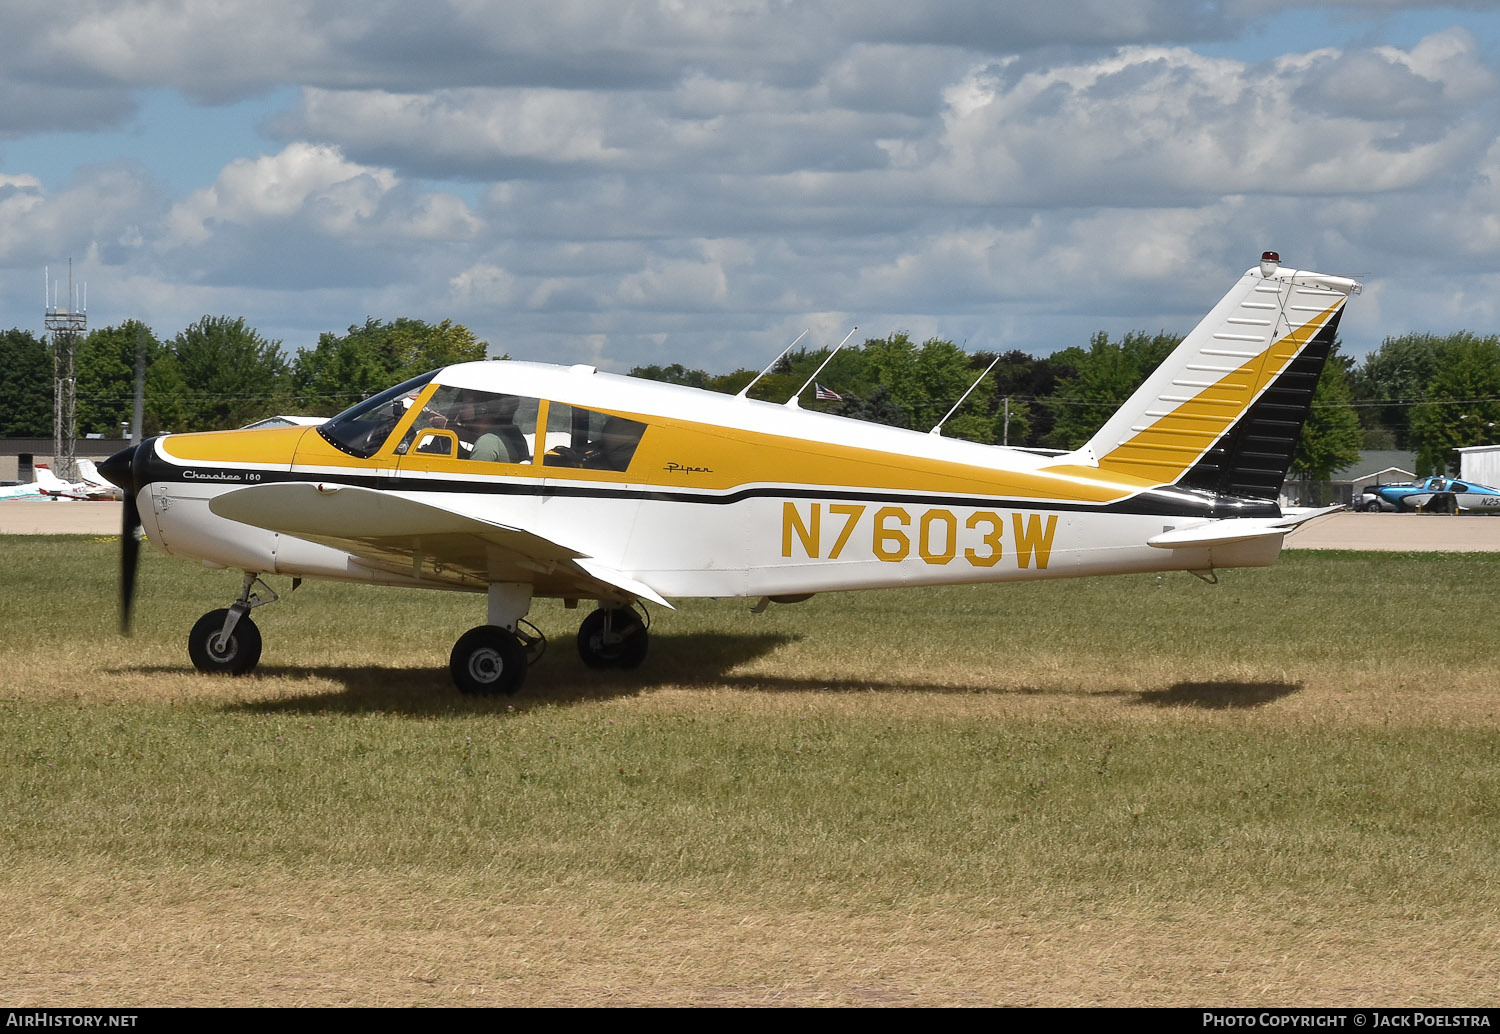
208 481 671 606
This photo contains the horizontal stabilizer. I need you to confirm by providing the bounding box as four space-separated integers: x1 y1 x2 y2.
1147 505 1342 549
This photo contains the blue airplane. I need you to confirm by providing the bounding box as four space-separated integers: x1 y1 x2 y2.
1358 475 1500 514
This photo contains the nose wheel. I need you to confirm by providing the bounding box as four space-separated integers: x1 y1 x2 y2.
187 573 279 676
188 608 263 675
577 606 649 670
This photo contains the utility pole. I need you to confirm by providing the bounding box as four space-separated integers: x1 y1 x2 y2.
132 323 146 445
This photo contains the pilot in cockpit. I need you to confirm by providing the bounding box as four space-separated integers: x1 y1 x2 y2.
468 394 529 464
421 390 529 463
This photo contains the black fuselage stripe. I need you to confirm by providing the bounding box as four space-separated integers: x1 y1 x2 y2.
143 454 1279 519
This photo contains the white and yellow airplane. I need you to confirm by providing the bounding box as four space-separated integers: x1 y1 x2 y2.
101 252 1360 695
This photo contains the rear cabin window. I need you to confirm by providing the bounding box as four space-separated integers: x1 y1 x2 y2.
541 404 648 472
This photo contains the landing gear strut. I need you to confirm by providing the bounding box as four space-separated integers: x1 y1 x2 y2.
577 605 649 670
449 582 541 696
188 573 280 676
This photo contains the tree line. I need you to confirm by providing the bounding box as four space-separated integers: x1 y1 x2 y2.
3 313 1496 478
633 330 1500 479
0 316 489 439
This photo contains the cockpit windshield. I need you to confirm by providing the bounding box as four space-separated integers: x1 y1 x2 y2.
317 371 438 458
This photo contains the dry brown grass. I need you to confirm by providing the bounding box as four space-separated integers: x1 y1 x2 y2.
2 540 1498 1007
5 865 1498 1007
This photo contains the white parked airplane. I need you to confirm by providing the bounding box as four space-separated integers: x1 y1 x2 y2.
0 464 72 501
101 252 1360 695
40 458 125 501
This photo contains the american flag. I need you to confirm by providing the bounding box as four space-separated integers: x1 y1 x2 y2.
814 382 842 402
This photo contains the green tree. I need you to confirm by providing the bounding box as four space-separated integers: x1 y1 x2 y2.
1408 335 1500 474
169 316 290 431
836 384 911 429
1291 345 1363 486
292 318 491 414
74 321 176 437
0 329 52 437
630 363 711 390
1352 333 1456 450
1044 331 1180 449
860 334 997 442
980 349 1060 448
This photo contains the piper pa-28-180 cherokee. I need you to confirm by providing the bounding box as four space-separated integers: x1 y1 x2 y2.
100 252 1360 695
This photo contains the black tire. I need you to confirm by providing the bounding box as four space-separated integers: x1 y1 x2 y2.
188 608 262 676
450 625 527 696
577 608 648 670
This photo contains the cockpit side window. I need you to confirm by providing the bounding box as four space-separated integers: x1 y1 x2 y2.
396 385 541 464
317 372 438 458
541 404 648 472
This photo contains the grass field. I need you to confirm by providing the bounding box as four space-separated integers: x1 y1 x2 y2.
1 536 1497 1006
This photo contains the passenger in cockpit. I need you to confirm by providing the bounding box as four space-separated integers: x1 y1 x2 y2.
469 394 529 464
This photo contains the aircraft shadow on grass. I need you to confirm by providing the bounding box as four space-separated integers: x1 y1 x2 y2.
1132 681 1302 709
108 634 1302 714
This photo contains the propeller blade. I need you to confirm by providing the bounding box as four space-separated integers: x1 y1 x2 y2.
121 490 141 635
100 444 143 636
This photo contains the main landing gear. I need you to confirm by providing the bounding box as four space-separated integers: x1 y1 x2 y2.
450 605 649 695
186 575 652 695
449 619 544 697
576 605 649 670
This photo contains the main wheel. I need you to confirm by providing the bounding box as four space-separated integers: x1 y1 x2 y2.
188 608 262 676
577 608 648 670
450 625 527 696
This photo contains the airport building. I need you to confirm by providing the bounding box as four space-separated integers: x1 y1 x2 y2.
0 438 128 484
1458 444 1500 488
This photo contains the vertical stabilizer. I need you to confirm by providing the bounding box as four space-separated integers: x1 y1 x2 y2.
1072 254 1360 500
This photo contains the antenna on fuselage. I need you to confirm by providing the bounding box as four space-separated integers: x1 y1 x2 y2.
736 329 808 400
929 352 1002 436
785 326 858 408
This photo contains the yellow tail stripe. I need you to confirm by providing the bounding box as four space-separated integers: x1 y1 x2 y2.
1094 301 1339 486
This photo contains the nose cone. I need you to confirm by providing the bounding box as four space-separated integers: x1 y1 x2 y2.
99 444 139 497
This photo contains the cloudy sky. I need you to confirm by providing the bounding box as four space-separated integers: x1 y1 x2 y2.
3 1 1500 374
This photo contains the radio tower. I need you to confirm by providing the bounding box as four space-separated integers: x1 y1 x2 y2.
45 260 86 482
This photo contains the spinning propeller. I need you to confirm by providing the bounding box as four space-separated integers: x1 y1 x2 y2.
97 443 143 635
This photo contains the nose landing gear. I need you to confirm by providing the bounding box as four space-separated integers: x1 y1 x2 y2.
187 574 281 676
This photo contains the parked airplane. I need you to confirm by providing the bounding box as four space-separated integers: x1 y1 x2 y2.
0 464 71 501
101 252 1360 695
1358 475 1500 514
40 458 125 501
